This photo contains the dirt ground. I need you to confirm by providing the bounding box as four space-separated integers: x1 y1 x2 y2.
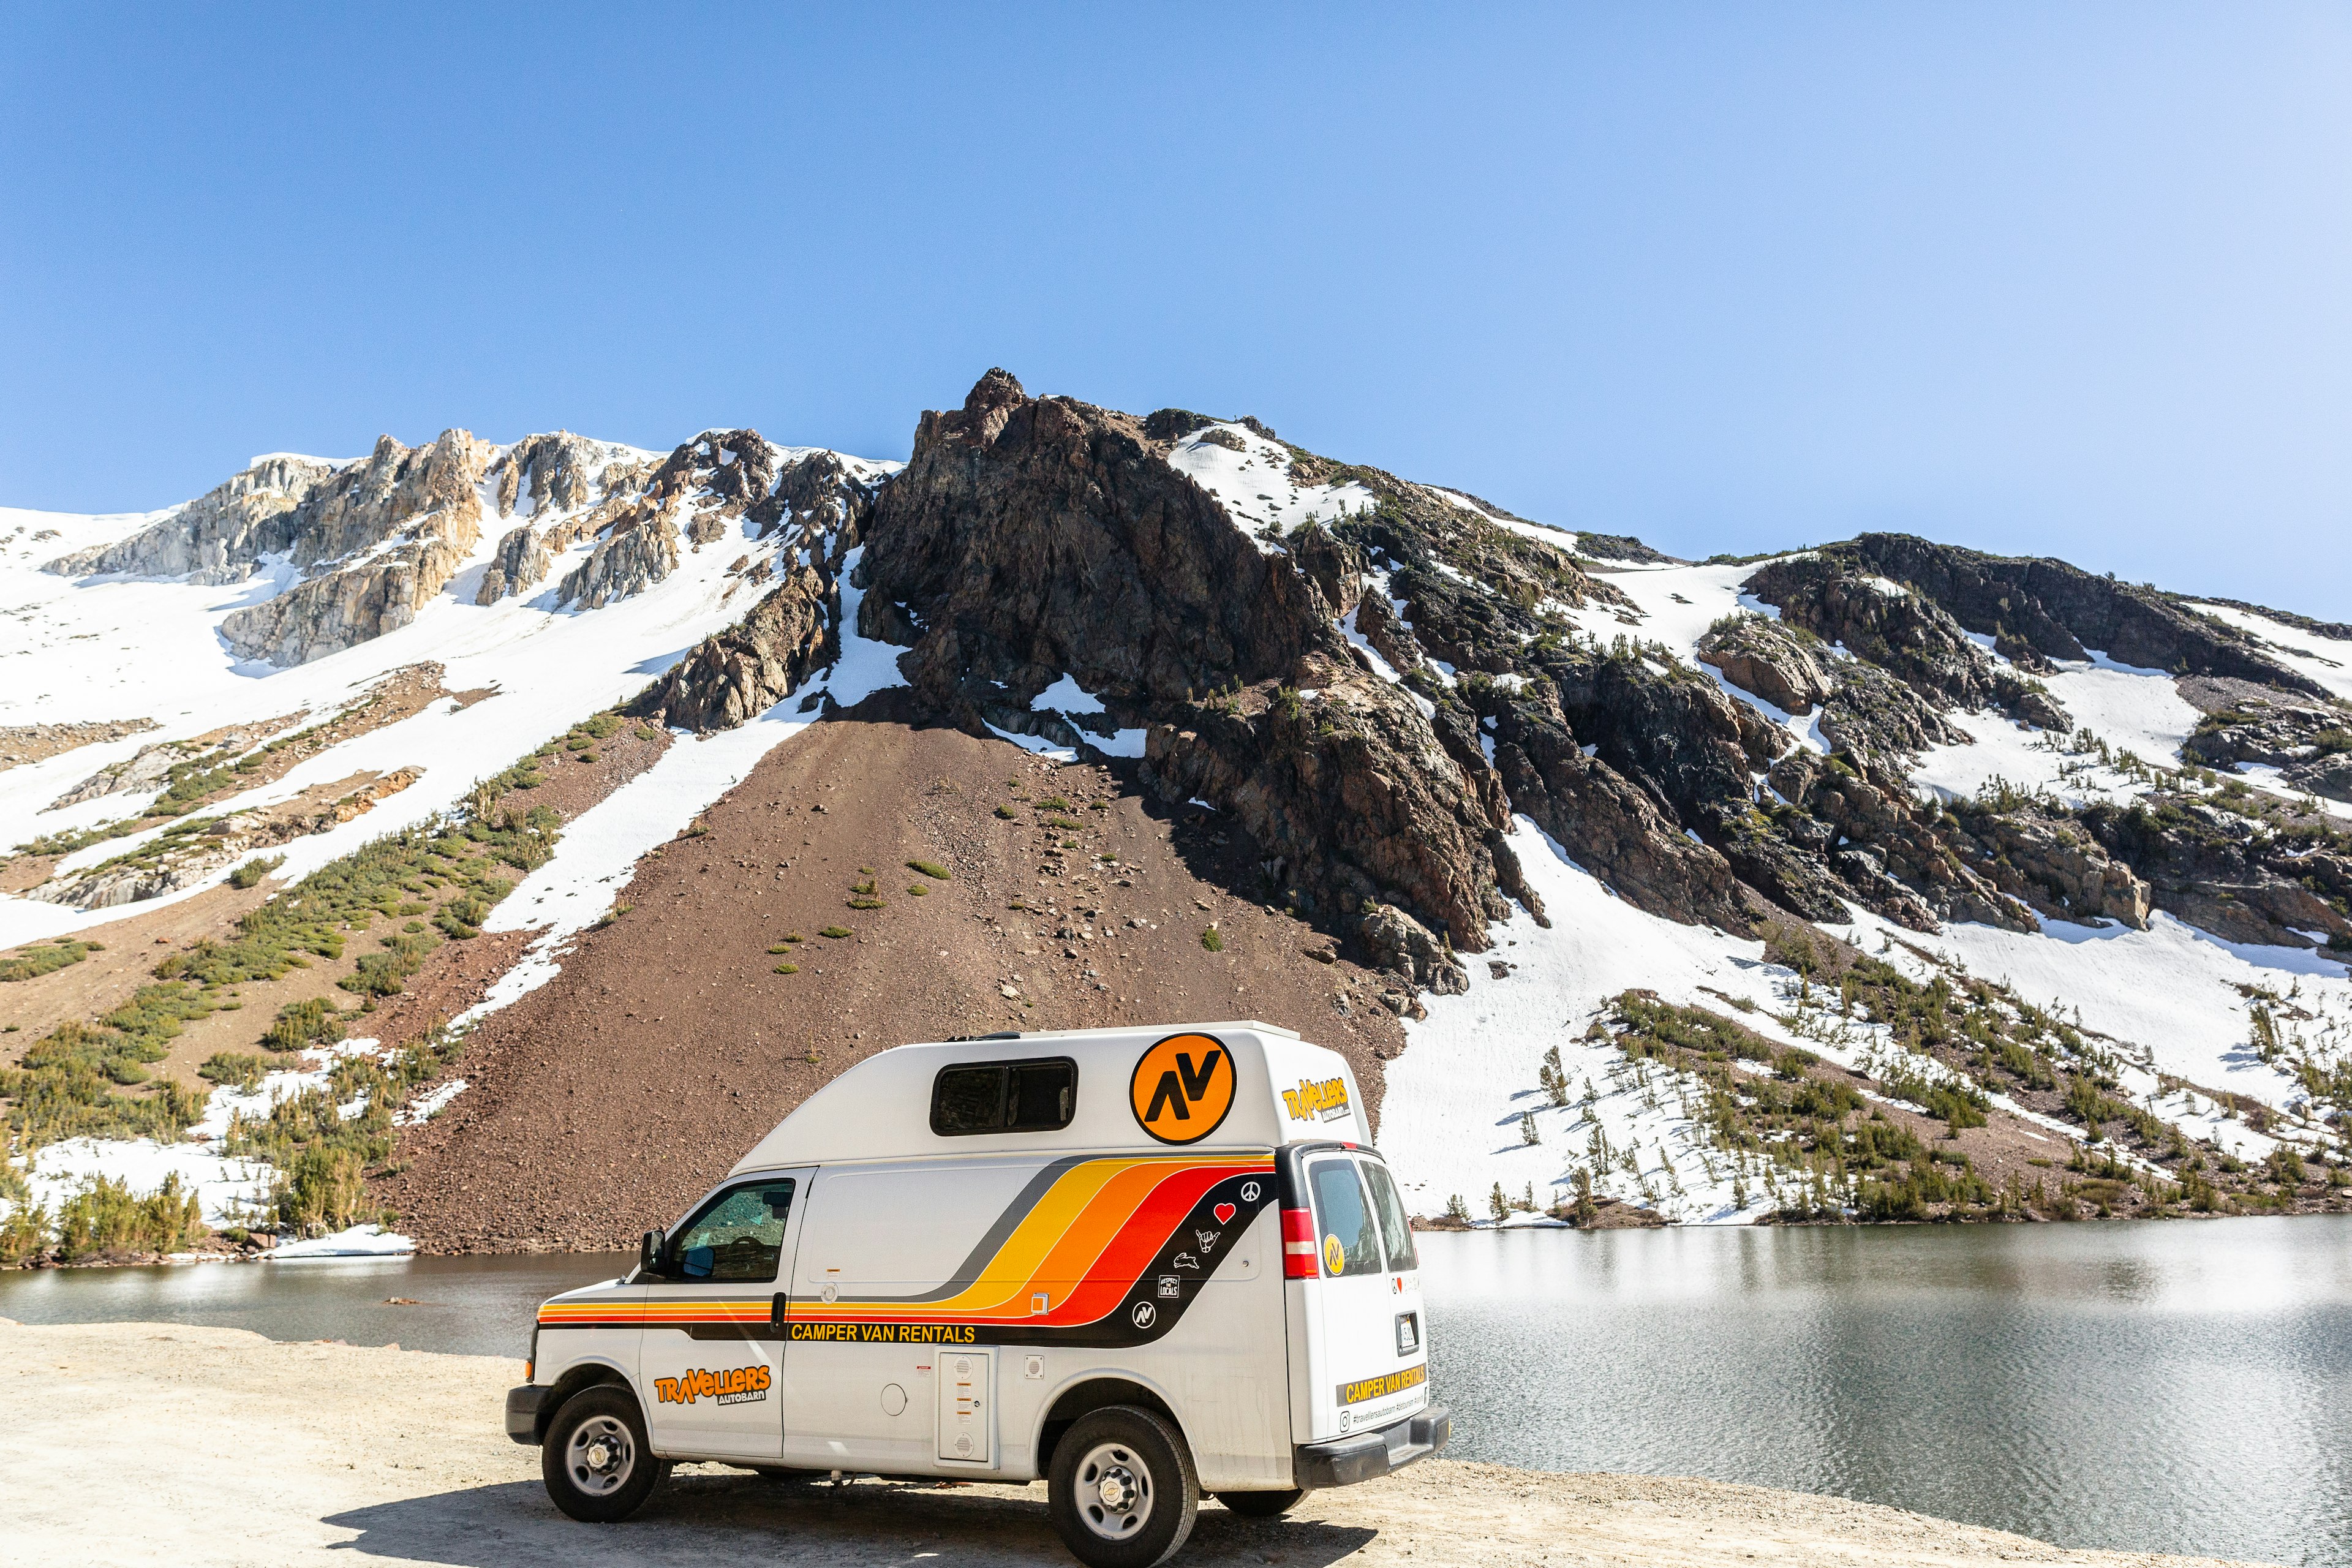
379 706 1409 1253
0 1319 2272 1568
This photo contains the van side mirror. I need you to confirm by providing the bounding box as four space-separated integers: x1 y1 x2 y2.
639 1227 665 1277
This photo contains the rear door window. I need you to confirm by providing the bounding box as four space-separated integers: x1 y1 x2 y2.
1306 1156 1384 1277
1359 1158 1418 1272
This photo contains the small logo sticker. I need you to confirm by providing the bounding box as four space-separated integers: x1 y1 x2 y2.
1157 1275 1182 1298
1131 1302 1157 1329
1130 1033 1235 1144
1172 1251 1200 1271
1195 1229 1221 1253
1323 1234 1346 1274
1240 1181 1261 1203
654 1365 771 1406
1281 1076 1352 1124
1213 1202 1237 1224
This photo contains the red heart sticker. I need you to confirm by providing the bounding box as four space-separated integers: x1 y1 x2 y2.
1213 1203 1237 1224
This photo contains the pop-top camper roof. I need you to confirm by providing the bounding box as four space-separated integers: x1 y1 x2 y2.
729 1021 1370 1173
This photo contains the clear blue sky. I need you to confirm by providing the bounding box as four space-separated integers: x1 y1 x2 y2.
6 4 2348 616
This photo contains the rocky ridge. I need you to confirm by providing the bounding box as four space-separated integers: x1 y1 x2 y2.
622 370 2352 996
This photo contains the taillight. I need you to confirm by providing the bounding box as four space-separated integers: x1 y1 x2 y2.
1282 1207 1319 1279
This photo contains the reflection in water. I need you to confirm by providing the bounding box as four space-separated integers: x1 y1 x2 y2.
1424 1219 2352 1567
2 1223 2348 1562
0 1251 628 1360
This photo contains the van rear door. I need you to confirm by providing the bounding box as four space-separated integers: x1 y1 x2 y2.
1282 1147 1428 1445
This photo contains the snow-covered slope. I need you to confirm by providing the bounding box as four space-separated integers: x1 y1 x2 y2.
0 437 894 947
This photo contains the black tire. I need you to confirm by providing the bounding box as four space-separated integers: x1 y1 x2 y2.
1047 1404 1198 1568
541 1385 663 1523
1215 1488 1306 1518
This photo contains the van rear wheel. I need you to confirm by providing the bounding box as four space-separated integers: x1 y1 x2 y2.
541 1385 663 1523
1215 1488 1306 1518
1047 1405 1197 1568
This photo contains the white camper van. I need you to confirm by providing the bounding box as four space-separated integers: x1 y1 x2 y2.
505 1022 1447 1567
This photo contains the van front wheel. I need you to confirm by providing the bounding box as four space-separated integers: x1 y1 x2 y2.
1215 1488 1306 1518
541 1385 663 1523
1047 1405 1198 1568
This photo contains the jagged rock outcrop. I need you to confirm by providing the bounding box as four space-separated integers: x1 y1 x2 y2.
2180 692 2352 804
853 369 1525 967
1815 658 1968 769
45 455 338 583
1479 681 1751 929
1946 804 2151 929
1697 614 1835 715
633 560 839 731
2080 798 2352 949
626 447 883 728
475 525 552 605
1744 551 2069 731
218 431 494 665
1839 533 2326 696
489 432 608 519
557 505 680 609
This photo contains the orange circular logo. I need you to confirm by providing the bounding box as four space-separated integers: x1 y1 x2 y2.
1129 1032 1235 1144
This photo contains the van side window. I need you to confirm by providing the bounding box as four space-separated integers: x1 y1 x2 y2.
1359 1158 1418 1272
930 1057 1077 1136
660 1178 794 1283
1306 1157 1384 1276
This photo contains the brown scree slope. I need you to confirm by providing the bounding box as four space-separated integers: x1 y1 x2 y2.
379 703 1405 1253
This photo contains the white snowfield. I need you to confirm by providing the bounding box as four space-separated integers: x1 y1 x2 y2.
1162 422 1376 549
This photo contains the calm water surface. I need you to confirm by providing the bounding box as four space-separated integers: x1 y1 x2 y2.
4 1221 2348 1566
1423 1219 2352 1568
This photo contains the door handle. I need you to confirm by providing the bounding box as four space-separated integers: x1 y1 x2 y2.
772 1292 787 1332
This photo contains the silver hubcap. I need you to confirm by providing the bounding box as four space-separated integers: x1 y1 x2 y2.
566 1414 636 1497
1076 1441 1153 1540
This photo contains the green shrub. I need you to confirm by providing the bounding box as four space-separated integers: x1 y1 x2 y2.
0 939 95 983
773 963 799 974
198 1053 271 1092
993 805 1018 820
271 1145 369 1233
907 883 929 896
55 1172 205 1261
846 897 886 910
1200 928 1224 952
0 1199 50 1265
227 854 287 890
263 997 347 1053
819 926 852 939
906 859 952 881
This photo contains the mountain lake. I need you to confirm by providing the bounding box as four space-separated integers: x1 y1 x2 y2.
3 1216 2346 1566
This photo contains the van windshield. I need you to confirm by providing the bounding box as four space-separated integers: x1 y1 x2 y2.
1306 1157 1384 1276
1359 1156 1417 1272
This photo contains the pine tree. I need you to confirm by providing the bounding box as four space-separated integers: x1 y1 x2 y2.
1488 1182 1510 1222
1520 1111 1540 1146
